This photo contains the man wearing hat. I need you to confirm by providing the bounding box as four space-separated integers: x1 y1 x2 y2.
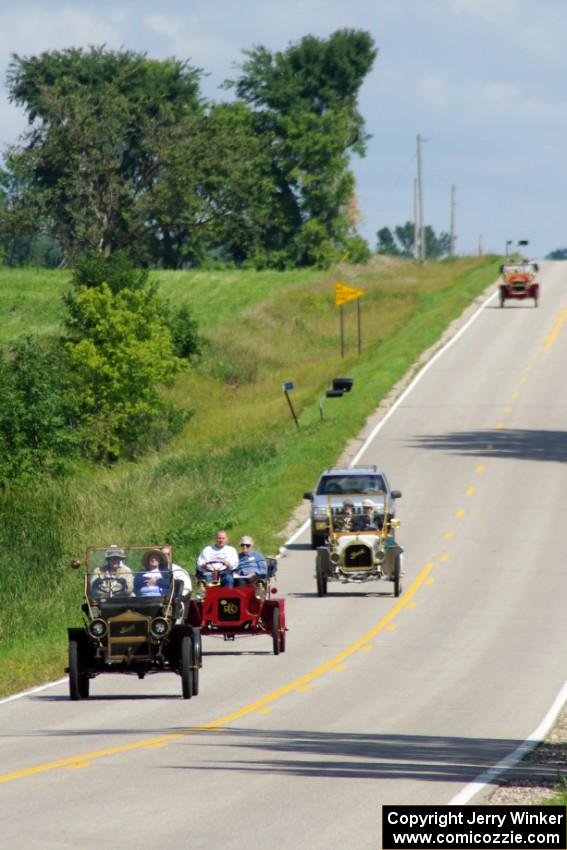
234 536 267 586
135 548 170 597
353 499 382 532
90 545 134 597
336 500 355 532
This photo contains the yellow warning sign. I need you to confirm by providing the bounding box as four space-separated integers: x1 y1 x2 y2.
335 282 364 306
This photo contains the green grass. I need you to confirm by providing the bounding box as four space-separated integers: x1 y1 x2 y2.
0 255 501 695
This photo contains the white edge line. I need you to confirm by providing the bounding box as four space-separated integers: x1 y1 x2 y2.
285 287 498 547
0 678 67 706
450 678 567 804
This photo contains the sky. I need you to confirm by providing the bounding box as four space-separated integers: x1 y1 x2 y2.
0 0 566 259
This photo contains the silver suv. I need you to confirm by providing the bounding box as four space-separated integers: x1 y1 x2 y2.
304 465 401 548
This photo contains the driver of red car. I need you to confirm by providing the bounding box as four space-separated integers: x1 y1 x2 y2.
196 530 238 587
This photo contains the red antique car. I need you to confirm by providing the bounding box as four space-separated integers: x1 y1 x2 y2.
186 558 286 654
499 261 539 307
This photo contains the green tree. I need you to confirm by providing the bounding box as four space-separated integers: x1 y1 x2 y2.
4 48 204 264
231 29 377 267
376 222 451 259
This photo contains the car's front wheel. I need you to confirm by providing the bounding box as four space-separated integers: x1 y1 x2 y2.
180 636 193 699
316 549 329 597
311 528 326 549
68 640 89 701
272 606 281 655
393 554 403 598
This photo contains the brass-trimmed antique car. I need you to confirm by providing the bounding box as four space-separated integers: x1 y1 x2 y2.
499 260 539 307
186 558 286 654
315 495 404 597
67 545 201 700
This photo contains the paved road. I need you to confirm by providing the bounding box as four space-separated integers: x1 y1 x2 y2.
2 262 567 849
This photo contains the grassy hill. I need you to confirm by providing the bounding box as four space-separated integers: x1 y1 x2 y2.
0 255 500 695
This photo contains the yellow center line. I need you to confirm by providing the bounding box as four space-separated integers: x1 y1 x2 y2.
544 305 567 350
466 487 475 496
456 509 465 519
0 564 433 784
476 465 485 473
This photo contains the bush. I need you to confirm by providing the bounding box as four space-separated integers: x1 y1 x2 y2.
65 283 184 460
0 337 78 483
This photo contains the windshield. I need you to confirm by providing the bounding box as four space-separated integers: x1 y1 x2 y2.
86 546 174 602
317 474 386 495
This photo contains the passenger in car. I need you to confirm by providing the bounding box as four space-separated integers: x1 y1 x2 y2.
234 536 267 586
135 549 170 596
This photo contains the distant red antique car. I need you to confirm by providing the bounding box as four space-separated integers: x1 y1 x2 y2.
186 558 286 654
499 261 539 307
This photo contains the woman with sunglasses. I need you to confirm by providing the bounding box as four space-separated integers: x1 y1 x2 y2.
234 536 267 586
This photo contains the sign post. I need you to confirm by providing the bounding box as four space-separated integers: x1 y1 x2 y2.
335 282 364 357
282 381 299 430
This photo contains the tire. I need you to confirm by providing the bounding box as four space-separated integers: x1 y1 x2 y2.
534 296 538 308
68 640 80 701
316 549 328 597
499 294 505 308
191 632 200 696
69 640 89 700
193 627 202 667
393 554 402 598
180 636 193 699
279 627 286 653
311 528 326 550
272 606 281 655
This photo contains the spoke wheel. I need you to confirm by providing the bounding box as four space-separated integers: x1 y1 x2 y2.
180 636 193 699
191 632 200 696
272 606 281 655
316 550 328 597
393 554 403 598
68 640 82 701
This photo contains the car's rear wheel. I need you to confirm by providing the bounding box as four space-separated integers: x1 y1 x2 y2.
272 606 281 655
279 622 286 653
316 549 328 597
393 554 402 598
68 640 89 701
180 636 193 699
534 295 538 307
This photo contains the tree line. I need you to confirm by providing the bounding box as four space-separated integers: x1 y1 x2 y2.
0 31 377 270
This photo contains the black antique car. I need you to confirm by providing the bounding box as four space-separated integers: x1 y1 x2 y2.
67 545 201 700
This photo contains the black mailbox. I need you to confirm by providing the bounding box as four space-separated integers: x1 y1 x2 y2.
332 378 353 393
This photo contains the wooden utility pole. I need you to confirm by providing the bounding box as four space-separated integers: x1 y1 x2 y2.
450 184 457 257
413 178 419 260
416 134 425 260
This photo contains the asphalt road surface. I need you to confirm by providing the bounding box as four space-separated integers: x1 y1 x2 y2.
2 262 567 850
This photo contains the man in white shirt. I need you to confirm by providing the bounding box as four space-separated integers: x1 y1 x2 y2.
196 530 238 587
